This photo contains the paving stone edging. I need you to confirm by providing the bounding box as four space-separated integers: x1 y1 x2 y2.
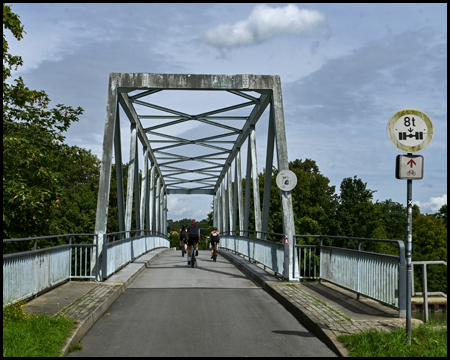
218 250 350 357
59 248 170 356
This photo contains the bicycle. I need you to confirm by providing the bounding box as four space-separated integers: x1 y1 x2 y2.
211 242 218 262
190 246 196 268
181 243 186 257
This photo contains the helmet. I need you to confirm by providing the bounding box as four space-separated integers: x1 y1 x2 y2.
213 227 217 231
191 220 196 225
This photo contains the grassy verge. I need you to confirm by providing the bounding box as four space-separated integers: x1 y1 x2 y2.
337 320 447 357
3 300 76 357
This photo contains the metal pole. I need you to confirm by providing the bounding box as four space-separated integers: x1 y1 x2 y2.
406 177 412 345
125 124 137 237
422 263 429 323
236 150 244 236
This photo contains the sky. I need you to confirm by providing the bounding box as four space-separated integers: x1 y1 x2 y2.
5 3 447 222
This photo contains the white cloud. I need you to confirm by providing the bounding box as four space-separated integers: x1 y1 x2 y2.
413 194 447 214
204 4 326 48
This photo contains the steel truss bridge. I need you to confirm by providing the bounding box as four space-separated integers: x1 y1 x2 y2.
7 73 441 320
94 73 296 279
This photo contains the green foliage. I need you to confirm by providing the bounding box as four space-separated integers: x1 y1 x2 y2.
412 214 447 294
337 321 447 357
336 176 377 239
3 300 76 357
243 159 338 241
3 4 85 241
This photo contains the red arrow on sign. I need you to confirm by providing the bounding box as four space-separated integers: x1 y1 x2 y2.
407 159 416 168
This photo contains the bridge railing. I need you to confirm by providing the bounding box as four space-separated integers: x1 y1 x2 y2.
220 231 285 277
295 235 406 313
411 260 447 322
3 234 98 307
101 230 170 280
221 232 406 317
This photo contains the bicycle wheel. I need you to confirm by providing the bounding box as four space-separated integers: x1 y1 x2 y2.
191 253 195 268
213 248 217 262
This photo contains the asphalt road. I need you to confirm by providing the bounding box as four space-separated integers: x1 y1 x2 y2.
67 250 336 357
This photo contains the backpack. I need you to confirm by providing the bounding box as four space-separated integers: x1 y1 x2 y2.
188 226 199 238
180 229 187 240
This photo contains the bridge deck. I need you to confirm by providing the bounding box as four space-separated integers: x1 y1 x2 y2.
66 250 336 357
22 248 422 357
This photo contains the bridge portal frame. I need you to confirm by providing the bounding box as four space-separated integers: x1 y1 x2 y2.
94 73 297 280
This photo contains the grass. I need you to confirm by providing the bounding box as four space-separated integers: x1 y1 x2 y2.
3 299 77 357
337 320 447 357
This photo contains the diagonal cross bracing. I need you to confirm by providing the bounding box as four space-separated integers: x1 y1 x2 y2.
95 74 296 281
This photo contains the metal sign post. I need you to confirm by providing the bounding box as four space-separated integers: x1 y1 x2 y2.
387 108 433 345
406 177 413 344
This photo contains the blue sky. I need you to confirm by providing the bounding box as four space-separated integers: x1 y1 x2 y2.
5 3 447 220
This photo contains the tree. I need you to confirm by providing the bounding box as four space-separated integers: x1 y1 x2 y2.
435 204 447 229
241 159 337 243
334 176 378 250
3 4 84 241
411 214 447 294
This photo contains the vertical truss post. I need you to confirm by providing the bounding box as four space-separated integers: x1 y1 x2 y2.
244 137 252 236
140 147 149 235
216 191 222 233
155 176 161 233
149 165 155 231
213 193 218 229
125 123 137 237
232 163 237 234
250 126 262 235
261 101 276 240
235 150 244 236
221 179 227 234
134 139 140 235
145 160 151 232
227 166 233 234
160 185 165 234
114 103 125 234
164 191 167 236
94 75 117 279
273 82 298 281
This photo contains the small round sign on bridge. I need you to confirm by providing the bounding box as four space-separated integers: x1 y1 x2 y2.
276 170 297 191
387 108 434 153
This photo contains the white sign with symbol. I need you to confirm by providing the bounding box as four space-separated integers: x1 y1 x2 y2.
396 154 424 180
276 170 297 191
387 108 433 153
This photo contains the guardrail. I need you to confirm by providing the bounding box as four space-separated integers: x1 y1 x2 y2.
102 230 170 280
221 232 406 317
3 234 98 307
295 235 406 313
220 230 285 276
411 260 447 322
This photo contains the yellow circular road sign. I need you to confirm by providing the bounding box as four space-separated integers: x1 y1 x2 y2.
387 108 434 153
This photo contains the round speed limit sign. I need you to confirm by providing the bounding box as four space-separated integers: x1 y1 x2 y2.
387 108 434 153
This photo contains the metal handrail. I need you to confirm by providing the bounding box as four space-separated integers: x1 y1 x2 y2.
105 230 169 243
411 260 447 323
221 230 285 240
3 234 99 306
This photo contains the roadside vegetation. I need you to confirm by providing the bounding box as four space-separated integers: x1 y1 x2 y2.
337 320 447 357
3 300 76 357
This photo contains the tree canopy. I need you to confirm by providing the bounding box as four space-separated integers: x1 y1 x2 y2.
3 4 91 241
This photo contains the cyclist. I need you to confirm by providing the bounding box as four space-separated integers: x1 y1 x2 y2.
187 220 200 266
179 225 188 257
210 227 220 259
